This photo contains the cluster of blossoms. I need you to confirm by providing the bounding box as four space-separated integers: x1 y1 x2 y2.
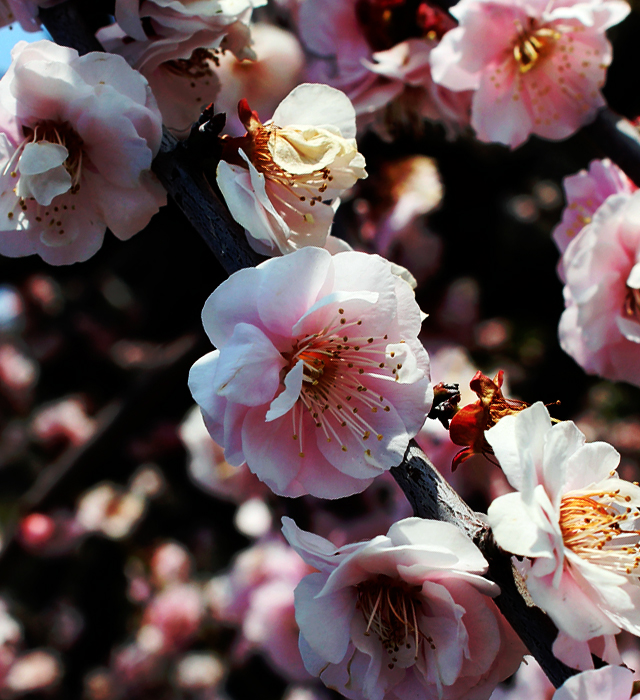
4 0 640 698
0 40 165 264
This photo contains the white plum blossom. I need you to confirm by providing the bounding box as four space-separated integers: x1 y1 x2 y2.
0 40 166 265
283 516 524 700
217 83 367 256
486 402 640 663
188 246 432 498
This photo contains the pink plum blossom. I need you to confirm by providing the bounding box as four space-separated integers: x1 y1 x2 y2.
283 516 524 700
98 0 265 134
299 0 472 139
553 159 636 258
558 190 640 387
141 583 205 653
0 40 166 265
217 83 367 256
430 0 630 148
208 537 312 681
552 665 640 700
188 246 432 498
486 402 640 661
179 404 268 503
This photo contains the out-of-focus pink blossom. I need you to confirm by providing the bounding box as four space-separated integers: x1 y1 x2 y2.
299 0 472 139
189 247 432 498
0 343 37 409
179 405 267 503
142 583 204 653
217 84 367 256
430 0 630 148
208 537 312 682
150 542 193 588
486 403 640 662
284 516 523 700
174 652 224 692
558 190 640 387
76 483 147 540
4 649 62 694
356 156 443 281
15 509 84 556
215 22 305 136
0 40 165 265
17 513 55 550
553 159 636 259
30 397 95 448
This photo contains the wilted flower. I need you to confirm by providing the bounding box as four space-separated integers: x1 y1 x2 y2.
283 516 523 700
0 40 165 264
188 246 432 498
448 370 528 469
558 190 640 388
217 83 367 256
486 403 640 660
430 0 630 148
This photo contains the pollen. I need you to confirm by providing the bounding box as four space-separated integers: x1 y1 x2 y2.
560 489 640 576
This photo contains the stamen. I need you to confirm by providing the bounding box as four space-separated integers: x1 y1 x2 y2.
560 490 640 576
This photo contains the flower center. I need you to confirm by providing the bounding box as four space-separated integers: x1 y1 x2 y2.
512 21 561 74
250 123 334 208
560 490 640 576
356 576 434 668
22 120 84 191
284 307 399 459
623 286 640 324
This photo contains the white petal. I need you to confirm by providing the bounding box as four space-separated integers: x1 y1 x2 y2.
271 84 357 139
266 360 303 421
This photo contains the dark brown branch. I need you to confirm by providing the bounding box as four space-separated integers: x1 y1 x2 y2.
392 442 577 688
153 132 265 275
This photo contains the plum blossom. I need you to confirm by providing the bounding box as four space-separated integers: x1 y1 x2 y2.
283 516 524 700
558 190 640 387
553 159 636 258
98 0 265 134
486 402 640 658
217 83 367 256
208 537 313 681
552 665 640 700
299 0 472 139
430 0 630 148
0 40 165 265
188 246 432 498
